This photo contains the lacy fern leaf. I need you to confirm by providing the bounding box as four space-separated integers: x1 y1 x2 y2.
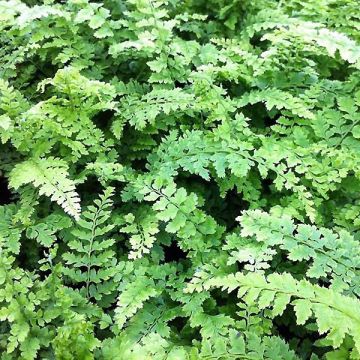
1 0 360 358
9 157 81 220
62 187 118 301
188 272 360 353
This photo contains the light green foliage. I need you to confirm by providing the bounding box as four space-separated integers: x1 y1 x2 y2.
26 213 72 247
235 210 360 296
9 157 81 219
198 331 299 360
120 207 160 259
147 115 255 181
237 89 315 120
115 88 195 130
0 205 22 253
127 178 223 251
1 0 360 358
52 315 100 359
114 275 160 329
62 187 119 301
187 272 360 355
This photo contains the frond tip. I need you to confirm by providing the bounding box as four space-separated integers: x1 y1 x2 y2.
9 157 81 220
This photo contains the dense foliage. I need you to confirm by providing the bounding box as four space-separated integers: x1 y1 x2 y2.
1 0 360 358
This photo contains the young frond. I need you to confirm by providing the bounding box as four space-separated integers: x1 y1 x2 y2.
9 157 81 220
62 187 118 301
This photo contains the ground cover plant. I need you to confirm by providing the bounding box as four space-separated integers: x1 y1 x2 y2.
0 0 360 358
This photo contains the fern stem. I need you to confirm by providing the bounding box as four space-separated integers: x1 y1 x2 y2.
85 203 103 299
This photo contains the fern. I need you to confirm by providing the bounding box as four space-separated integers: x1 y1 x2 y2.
235 210 360 296
198 331 299 360
114 88 195 131
119 207 160 259
9 157 81 220
0 205 22 254
62 187 117 301
114 275 160 329
147 116 255 182
237 88 315 119
1 0 360 358
26 213 72 248
130 178 223 252
188 272 360 354
114 262 178 332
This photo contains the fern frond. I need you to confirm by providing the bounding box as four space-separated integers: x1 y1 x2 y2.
62 187 118 301
114 88 195 131
9 157 81 220
188 272 360 353
0 78 29 117
0 205 22 254
237 88 315 119
120 206 160 259
147 121 255 182
131 178 223 252
115 276 160 329
26 213 72 247
199 330 299 360
237 210 360 296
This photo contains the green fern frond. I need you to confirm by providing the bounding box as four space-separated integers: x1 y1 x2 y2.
9 157 81 220
188 272 360 353
62 187 118 301
235 210 360 296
